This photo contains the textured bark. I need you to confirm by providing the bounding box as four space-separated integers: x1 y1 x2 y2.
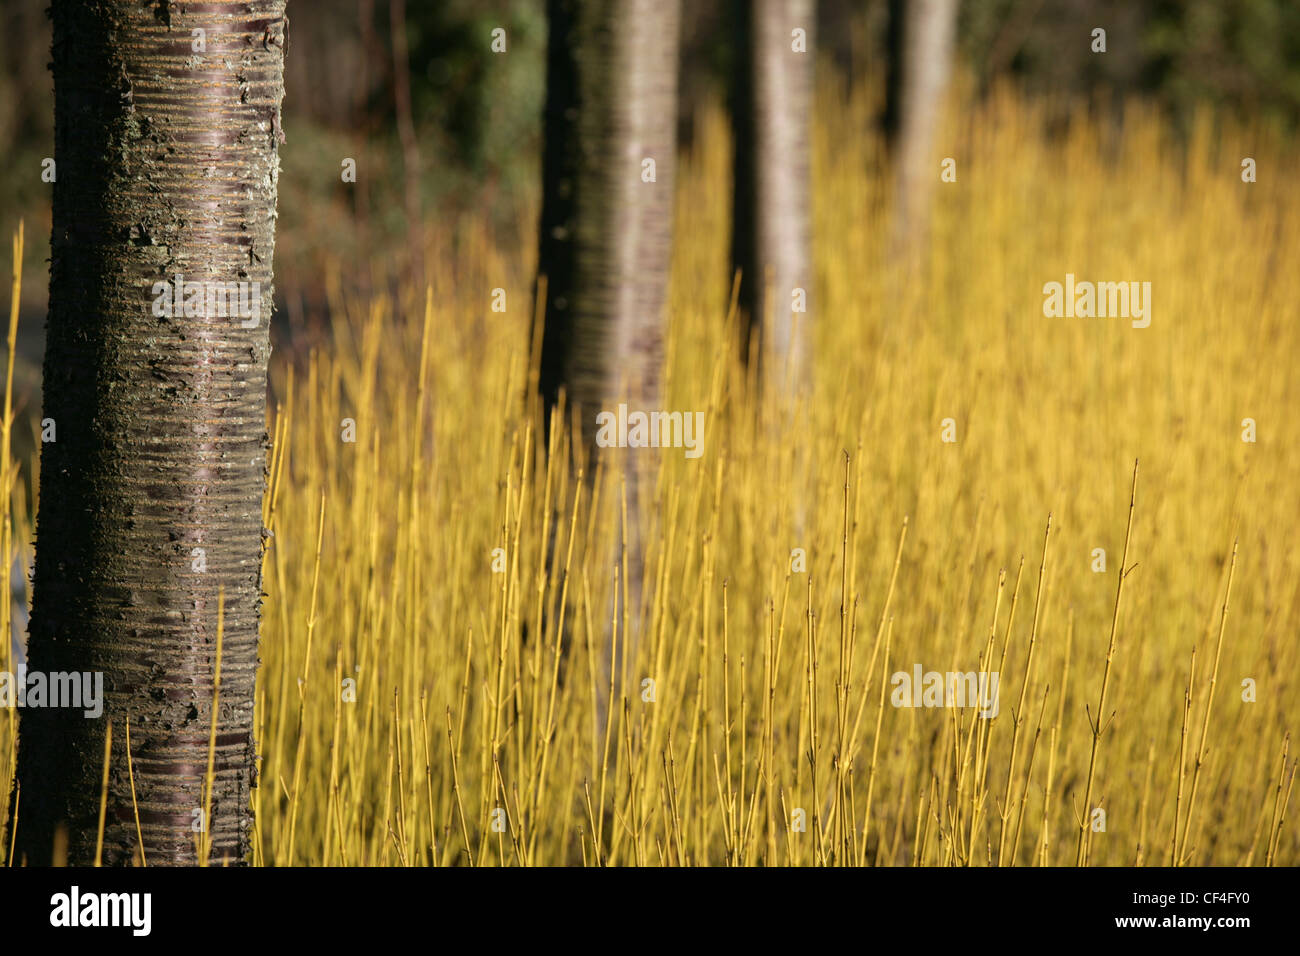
731 0 814 396
535 0 682 694
885 0 957 250
10 0 286 866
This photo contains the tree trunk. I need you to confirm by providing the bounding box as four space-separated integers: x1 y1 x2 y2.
535 0 682 696
389 0 425 293
731 0 815 397
886 0 957 251
10 0 287 866
537 0 681 443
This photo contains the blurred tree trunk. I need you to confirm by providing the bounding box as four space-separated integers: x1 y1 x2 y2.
535 0 682 694
389 0 425 293
885 0 957 251
731 0 815 398
537 0 681 441
10 0 286 866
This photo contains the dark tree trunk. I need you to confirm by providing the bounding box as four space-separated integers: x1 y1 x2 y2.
885 0 957 250
535 0 682 695
10 0 287 866
536 0 681 448
731 0 815 396
389 0 424 293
